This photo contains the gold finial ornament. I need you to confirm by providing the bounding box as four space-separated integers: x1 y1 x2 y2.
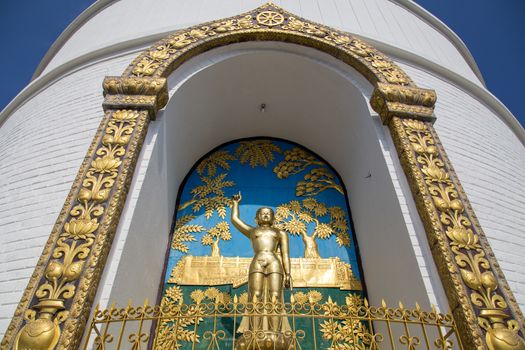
231 192 292 350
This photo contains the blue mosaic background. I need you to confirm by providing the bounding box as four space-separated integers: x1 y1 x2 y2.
163 139 363 285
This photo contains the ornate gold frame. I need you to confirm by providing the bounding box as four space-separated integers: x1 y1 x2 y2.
2 3 524 350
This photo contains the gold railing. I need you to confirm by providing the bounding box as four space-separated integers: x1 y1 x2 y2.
83 297 463 350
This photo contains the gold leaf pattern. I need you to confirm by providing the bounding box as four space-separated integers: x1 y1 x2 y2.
235 140 282 168
196 150 235 177
156 286 201 349
171 215 203 253
273 147 324 178
179 174 234 219
296 168 344 196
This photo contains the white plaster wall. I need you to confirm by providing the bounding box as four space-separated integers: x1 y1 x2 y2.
0 52 137 337
398 61 525 308
41 0 481 85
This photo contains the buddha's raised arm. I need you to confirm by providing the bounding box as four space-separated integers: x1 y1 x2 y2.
231 192 253 237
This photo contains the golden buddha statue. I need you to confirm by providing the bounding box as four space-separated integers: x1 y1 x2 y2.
231 192 292 349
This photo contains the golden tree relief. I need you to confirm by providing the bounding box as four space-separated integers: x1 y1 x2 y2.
201 221 232 257
274 198 350 259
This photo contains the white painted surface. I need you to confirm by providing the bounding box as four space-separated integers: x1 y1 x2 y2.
41 0 482 85
0 53 136 337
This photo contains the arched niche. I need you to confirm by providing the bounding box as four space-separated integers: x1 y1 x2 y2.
96 43 446 317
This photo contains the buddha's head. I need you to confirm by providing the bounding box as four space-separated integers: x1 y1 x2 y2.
255 207 275 226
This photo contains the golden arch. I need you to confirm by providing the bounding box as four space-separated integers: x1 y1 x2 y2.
102 3 437 124
4 3 524 350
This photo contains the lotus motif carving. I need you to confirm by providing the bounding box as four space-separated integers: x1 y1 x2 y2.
91 156 122 173
64 218 99 239
422 165 449 182
446 227 479 249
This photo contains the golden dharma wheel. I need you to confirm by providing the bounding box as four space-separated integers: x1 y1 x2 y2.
256 11 285 26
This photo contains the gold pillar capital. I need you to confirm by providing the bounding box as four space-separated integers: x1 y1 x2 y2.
370 83 437 124
102 76 168 118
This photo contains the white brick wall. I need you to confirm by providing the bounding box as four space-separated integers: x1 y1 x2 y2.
0 53 136 337
43 0 481 84
398 61 525 308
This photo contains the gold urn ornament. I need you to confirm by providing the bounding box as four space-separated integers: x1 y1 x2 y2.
14 299 65 350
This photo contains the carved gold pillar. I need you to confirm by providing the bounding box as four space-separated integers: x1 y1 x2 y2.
371 84 525 350
1 77 167 350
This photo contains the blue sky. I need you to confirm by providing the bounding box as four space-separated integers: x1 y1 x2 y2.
1 1 523 128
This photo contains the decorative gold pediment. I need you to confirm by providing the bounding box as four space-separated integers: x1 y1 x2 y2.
104 2 437 122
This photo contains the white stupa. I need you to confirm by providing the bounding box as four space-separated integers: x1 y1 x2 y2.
1 1 524 349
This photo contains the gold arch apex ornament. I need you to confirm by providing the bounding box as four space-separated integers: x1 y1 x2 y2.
2 3 524 350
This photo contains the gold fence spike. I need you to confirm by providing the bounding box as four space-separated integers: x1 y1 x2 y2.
381 299 386 308
233 294 238 304
399 301 404 309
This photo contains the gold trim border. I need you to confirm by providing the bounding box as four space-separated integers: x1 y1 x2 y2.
2 3 523 350
389 117 525 349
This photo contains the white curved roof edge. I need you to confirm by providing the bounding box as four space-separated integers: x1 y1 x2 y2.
31 0 485 86
392 0 485 87
3 34 524 147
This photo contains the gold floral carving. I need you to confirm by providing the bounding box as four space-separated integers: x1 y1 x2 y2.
155 286 201 349
3 110 150 350
388 116 525 350
4 3 523 350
